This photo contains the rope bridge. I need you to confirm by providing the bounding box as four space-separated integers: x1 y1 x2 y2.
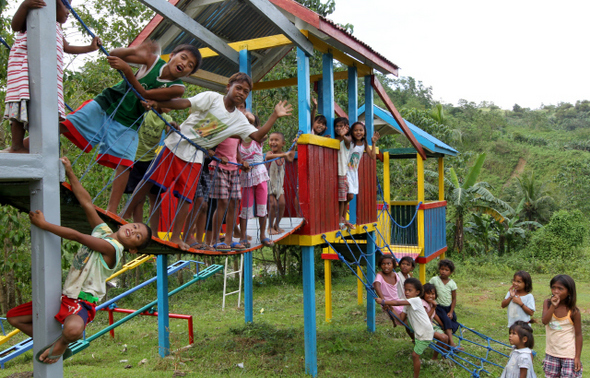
322 232 511 377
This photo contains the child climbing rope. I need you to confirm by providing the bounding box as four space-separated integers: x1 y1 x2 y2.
2 0 100 154
373 254 403 327
266 131 296 236
59 40 201 214
6 157 152 364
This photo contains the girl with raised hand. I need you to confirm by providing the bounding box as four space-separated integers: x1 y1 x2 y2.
542 274 583 377
501 270 535 327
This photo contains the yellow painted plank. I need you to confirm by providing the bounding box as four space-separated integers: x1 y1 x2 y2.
297 134 340 149
278 223 376 246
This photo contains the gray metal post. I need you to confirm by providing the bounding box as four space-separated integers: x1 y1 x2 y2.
27 0 64 376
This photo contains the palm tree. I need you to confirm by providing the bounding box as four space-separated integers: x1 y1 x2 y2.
515 171 554 223
445 154 510 254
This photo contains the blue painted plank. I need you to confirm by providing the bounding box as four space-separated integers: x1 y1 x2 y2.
157 254 170 357
244 252 253 323
302 246 317 377
239 49 252 111
347 67 358 224
366 231 376 333
297 48 311 134
322 53 334 137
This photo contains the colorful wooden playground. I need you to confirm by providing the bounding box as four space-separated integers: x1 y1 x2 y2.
0 0 513 377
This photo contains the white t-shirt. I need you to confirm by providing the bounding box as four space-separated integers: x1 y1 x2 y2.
62 223 123 301
500 347 536 378
337 140 350 176
504 292 535 327
164 92 258 163
346 144 365 194
402 297 434 341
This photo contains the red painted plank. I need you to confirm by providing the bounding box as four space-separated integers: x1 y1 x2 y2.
130 0 181 47
419 201 447 210
416 247 447 264
298 145 311 234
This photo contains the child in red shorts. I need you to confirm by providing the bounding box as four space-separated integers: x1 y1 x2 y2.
6 157 152 364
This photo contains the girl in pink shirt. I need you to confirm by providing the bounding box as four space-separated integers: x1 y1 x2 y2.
373 255 403 325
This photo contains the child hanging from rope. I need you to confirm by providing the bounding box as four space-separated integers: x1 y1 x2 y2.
237 111 275 248
344 121 380 228
501 321 536 378
334 116 351 229
429 259 460 348
123 108 178 232
6 157 152 364
2 0 100 153
126 72 292 250
376 278 435 378
59 40 201 214
266 131 296 235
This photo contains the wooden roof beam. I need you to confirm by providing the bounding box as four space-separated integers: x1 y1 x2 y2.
245 0 314 57
136 0 239 65
304 32 372 77
253 70 350 91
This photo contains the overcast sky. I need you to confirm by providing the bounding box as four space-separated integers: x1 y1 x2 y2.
330 0 590 110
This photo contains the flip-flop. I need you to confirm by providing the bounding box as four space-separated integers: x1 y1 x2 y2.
191 242 215 251
213 242 231 252
35 336 73 364
261 238 275 247
230 241 246 251
239 239 251 248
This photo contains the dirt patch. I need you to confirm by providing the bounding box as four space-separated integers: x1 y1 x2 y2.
503 157 527 188
6 372 33 378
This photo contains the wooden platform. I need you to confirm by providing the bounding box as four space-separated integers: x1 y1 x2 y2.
0 181 304 256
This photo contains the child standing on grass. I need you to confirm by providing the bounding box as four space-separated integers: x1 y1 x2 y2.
542 274 583 377
397 256 415 299
266 132 295 235
429 259 460 347
3 0 100 154
501 320 536 378
344 122 379 228
334 116 351 228
376 278 434 378
421 283 449 360
6 157 151 364
501 270 535 327
373 254 403 326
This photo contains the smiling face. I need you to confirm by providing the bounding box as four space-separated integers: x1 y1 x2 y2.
512 275 525 292
313 120 327 135
226 80 251 107
269 133 285 153
168 50 199 78
351 123 365 142
335 121 349 136
116 223 150 253
404 283 420 299
424 289 436 302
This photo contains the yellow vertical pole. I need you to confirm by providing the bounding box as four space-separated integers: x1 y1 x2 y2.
324 255 332 322
357 266 364 305
417 153 426 284
438 157 446 260
382 152 391 248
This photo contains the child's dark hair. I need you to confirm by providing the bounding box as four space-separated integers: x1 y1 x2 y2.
270 131 285 142
404 278 423 296
438 259 455 273
170 44 202 74
334 117 349 127
514 271 533 293
378 254 397 270
138 223 153 251
549 274 577 311
509 320 534 349
399 256 416 269
422 283 437 299
228 72 253 91
314 115 327 126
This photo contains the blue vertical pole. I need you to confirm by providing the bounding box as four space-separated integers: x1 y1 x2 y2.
244 252 253 323
364 75 374 142
156 254 170 356
366 232 376 332
297 48 311 134
322 53 334 137
239 49 252 111
316 79 323 123
302 246 317 376
348 66 358 224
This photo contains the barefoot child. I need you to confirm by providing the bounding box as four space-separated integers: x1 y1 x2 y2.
501 321 536 378
397 256 415 300
501 270 535 327
6 157 151 364
126 73 292 250
373 254 403 326
376 278 434 377
542 274 583 377
422 283 450 360
429 259 460 347
266 132 295 235
60 41 201 214
3 0 100 153
334 117 351 228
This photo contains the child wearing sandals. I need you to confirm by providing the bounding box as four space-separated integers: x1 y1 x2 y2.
6 157 151 364
237 112 274 248
429 259 460 347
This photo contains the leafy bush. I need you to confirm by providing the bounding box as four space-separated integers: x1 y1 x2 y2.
527 210 588 260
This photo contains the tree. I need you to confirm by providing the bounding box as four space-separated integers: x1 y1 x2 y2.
495 202 542 255
445 153 510 255
515 171 554 224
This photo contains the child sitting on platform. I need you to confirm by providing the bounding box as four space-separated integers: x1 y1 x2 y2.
333 117 351 229
7 157 151 364
429 259 460 347
126 72 292 250
266 131 296 235
421 283 450 360
3 0 100 153
60 41 201 214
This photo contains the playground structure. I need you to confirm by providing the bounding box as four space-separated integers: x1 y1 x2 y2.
0 0 509 377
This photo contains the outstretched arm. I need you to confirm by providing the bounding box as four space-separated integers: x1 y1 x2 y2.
64 36 101 55
144 98 191 112
375 297 409 307
61 157 103 228
12 0 45 32
310 97 317 129
110 39 159 67
249 101 293 143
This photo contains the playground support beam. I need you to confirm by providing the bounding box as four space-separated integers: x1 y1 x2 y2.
324 256 332 322
417 153 426 283
156 255 170 357
357 266 363 305
366 231 376 333
239 49 252 111
297 48 311 134
302 246 317 377
322 53 334 137
438 157 446 259
27 1 63 376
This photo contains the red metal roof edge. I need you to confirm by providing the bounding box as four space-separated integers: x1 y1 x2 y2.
130 0 181 47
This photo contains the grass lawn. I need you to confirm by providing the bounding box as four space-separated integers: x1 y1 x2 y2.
2 258 589 377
